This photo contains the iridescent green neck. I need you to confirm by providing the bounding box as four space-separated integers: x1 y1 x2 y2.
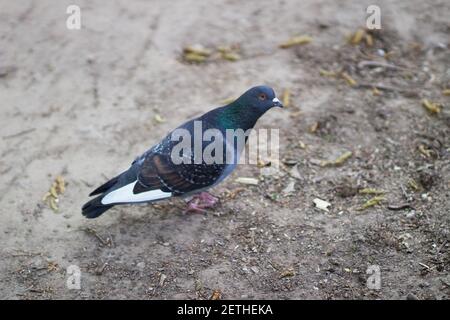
217 102 260 131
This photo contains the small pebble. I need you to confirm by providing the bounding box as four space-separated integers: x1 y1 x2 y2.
406 293 419 300
137 262 145 270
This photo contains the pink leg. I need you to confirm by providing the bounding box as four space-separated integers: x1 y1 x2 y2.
184 192 219 214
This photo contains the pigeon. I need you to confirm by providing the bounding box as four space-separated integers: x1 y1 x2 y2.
82 85 283 218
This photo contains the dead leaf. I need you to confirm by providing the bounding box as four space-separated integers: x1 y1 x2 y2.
43 175 65 212
418 144 433 158
350 29 365 45
47 262 59 272
280 268 295 278
408 179 420 191
223 188 245 199
210 289 222 300
365 33 374 46
309 121 319 133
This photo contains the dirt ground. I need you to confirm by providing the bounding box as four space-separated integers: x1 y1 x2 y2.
0 0 449 300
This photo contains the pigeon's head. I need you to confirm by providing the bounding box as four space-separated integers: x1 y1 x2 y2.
237 85 283 112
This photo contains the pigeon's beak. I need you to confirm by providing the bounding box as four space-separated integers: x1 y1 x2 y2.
272 97 284 108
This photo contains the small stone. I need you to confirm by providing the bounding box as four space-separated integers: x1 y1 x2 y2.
250 266 259 274
137 262 145 270
376 49 386 57
406 293 419 300
329 258 340 266
313 198 331 212
406 211 416 219
282 180 296 194
235 177 259 185
159 273 167 286
289 165 302 179
419 169 438 190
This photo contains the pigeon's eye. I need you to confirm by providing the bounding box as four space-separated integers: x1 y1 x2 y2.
258 93 267 101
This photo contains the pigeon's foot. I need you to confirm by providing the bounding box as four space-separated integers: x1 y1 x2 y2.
197 192 219 206
184 192 219 214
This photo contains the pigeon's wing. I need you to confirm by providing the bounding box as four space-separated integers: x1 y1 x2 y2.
98 115 229 205
137 151 226 196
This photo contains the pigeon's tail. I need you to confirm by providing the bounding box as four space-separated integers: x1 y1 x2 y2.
82 195 113 219
89 175 120 196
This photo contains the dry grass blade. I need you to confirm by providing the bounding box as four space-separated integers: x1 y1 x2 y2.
154 114 166 123
359 188 385 195
357 196 385 211
341 72 357 86
183 45 211 57
279 35 312 48
356 82 420 97
421 99 441 114
365 33 373 46
319 69 337 77
43 175 65 212
282 89 290 107
235 177 259 185
321 151 352 167
221 51 240 61
183 52 207 63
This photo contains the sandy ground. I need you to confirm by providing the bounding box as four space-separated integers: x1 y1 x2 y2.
0 0 449 299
